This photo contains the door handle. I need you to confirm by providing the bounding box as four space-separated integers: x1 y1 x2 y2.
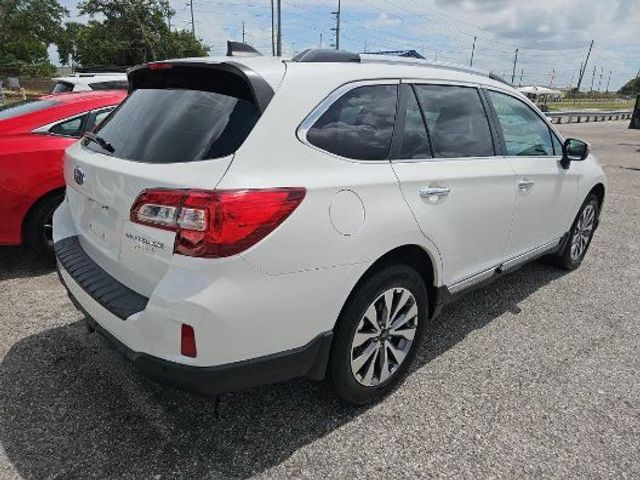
420 186 450 199
517 179 535 191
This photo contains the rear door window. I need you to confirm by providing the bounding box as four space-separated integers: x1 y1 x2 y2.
85 88 260 163
413 85 494 158
306 84 398 160
49 114 88 137
85 107 115 132
397 87 432 159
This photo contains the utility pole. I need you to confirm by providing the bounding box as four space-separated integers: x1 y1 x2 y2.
242 22 246 43
511 48 519 85
331 0 341 50
606 70 612 92
364 39 368 52
435 49 438 62
469 36 477 67
569 68 576 89
519 69 523 87
549 69 556 88
319 33 323 49
270 0 275 56
576 40 593 91
597 66 603 92
189 0 195 39
276 0 282 56
590 64 596 91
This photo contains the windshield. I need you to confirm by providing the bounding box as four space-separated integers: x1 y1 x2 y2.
84 88 260 163
0 99 60 120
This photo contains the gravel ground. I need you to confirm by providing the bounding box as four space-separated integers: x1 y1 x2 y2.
1 121 639 479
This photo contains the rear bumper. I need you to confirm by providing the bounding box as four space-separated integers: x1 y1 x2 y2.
55 236 333 395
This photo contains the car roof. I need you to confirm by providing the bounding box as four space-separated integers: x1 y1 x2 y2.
161 53 516 95
0 90 127 134
39 90 128 104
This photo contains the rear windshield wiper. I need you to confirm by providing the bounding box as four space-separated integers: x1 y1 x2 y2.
84 131 115 153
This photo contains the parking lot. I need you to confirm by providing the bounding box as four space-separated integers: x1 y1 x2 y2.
1 120 638 479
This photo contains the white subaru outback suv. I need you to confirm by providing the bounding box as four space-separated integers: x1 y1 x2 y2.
54 47 607 405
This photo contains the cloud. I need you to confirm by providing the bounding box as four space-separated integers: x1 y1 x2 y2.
364 13 402 28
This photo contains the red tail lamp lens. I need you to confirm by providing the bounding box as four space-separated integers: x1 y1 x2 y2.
130 188 306 258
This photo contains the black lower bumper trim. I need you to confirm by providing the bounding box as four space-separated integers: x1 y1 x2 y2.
83 314 333 396
58 267 333 395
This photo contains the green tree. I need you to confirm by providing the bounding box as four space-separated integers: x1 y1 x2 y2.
0 0 67 71
619 77 640 96
58 0 208 67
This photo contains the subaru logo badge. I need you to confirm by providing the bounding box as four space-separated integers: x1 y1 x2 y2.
73 167 85 186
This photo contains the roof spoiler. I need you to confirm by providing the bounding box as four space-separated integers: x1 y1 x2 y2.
227 41 263 57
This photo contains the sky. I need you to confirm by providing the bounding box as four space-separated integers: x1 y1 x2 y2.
52 0 640 91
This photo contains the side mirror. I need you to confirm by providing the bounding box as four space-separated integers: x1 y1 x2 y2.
560 138 589 169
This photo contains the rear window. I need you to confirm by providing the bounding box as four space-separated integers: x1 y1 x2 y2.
89 80 128 90
0 99 60 120
51 81 74 93
84 88 260 163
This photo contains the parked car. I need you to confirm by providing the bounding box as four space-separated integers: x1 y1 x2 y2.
54 50 606 405
0 90 127 255
51 73 128 93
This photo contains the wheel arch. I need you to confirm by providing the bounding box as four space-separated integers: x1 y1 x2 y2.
589 182 605 209
335 244 440 332
21 187 66 245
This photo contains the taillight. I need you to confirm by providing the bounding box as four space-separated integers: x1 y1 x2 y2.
130 188 306 258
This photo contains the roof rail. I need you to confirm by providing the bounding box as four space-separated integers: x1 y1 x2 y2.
289 48 513 86
360 54 512 85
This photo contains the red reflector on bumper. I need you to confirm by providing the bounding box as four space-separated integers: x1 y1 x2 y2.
181 324 197 358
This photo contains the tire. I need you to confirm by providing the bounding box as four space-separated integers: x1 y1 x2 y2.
555 193 599 270
328 264 428 405
25 192 64 258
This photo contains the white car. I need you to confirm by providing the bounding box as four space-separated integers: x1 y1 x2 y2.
51 73 128 93
53 50 607 405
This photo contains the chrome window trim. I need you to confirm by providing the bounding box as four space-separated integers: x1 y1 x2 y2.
296 79 400 164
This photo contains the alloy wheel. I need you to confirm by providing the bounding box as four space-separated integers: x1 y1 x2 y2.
350 287 418 387
570 203 595 261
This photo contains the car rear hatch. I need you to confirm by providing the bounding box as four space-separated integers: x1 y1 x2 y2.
62 59 282 297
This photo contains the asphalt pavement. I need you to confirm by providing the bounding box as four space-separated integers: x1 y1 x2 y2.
1 120 639 479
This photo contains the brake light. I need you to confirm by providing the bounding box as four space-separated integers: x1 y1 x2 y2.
130 188 306 258
148 62 173 71
181 324 197 358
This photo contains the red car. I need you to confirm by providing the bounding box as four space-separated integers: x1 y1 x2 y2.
0 90 126 255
